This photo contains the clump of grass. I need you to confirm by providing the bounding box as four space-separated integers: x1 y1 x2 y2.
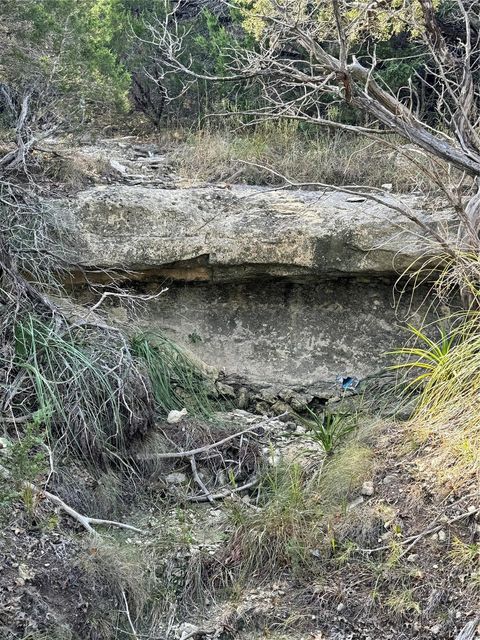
54 465 124 518
390 321 456 394
384 588 421 616
317 442 373 508
7 318 219 467
171 123 419 190
79 539 152 613
78 538 159 638
224 428 374 582
78 520 216 636
448 537 480 567
9 313 154 464
302 408 357 454
391 312 480 490
41 151 113 191
131 332 218 419
226 462 324 579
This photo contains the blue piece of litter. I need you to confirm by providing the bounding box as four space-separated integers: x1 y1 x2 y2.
336 375 360 391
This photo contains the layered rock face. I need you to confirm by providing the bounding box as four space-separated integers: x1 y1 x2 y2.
53 184 448 394
56 185 444 281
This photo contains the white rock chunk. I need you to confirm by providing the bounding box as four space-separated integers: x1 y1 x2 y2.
361 480 375 496
167 408 188 424
165 472 188 485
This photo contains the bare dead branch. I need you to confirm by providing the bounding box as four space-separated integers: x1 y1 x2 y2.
236 158 454 253
136 426 262 461
0 464 144 535
187 478 259 502
189 454 215 504
144 0 480 253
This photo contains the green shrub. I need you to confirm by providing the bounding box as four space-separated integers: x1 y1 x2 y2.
390 310 480 490
226 462 324 579
10 314 154 464
303 408 357 454
0 0 131 121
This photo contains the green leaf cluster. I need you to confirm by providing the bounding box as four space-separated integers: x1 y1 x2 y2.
0 0 132 119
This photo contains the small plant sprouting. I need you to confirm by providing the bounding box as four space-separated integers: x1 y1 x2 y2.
385 588 421 615
3 408 50 517
448 537 480 567
8 417 48 489
303 408 357 454
188 331 202 344
389 321 456 393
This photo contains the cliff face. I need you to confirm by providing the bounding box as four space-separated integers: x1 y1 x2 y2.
51 180 450 394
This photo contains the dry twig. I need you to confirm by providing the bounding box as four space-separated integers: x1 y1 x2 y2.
0 464 144 535
136 426 262 461
359 505 479 556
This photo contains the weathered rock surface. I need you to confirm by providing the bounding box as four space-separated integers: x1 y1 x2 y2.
54 184 449 283
53 183 449 393
135 278 427 394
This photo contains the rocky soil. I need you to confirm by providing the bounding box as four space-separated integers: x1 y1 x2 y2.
2 408 479 640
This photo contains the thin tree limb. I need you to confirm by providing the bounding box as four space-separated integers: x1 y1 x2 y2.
189 454 215 504
0 464 144 535
136 427 262 461
187 478 259 502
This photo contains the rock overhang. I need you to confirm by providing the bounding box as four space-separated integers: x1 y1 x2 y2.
50 184 451 284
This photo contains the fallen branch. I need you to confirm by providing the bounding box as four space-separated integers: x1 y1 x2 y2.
396 506 479 561
122 590 140 640
136 426 262 461
0 464 144 535
0 415 32 424
455 617 480 640
189 455 215 504
359 506 479 557
187 478 259 503
38 485 145 535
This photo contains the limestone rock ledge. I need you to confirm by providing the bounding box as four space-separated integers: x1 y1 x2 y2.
52 184 449 283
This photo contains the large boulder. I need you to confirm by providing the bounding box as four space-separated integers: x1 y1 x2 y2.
53 184 449 283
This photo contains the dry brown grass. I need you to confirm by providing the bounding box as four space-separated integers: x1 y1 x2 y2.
41 151 114 190
222 422 375 582
171 123 428 191
392 309 480 495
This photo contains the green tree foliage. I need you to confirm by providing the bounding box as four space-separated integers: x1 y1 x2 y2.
0 0 131 122
232 0 452 126
236 0 441 40
123 2 256 124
